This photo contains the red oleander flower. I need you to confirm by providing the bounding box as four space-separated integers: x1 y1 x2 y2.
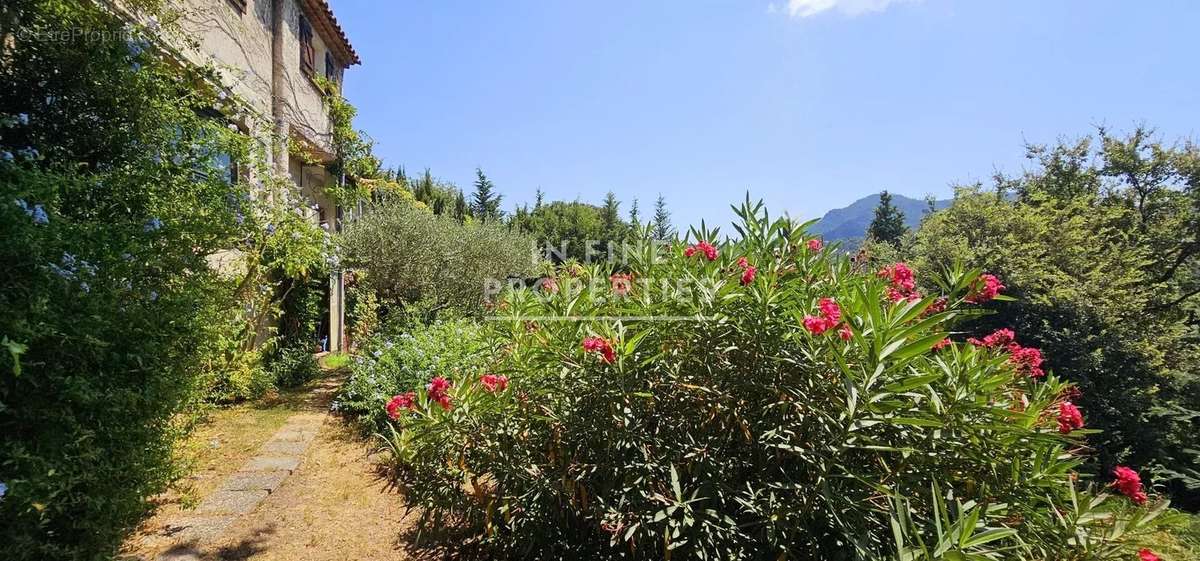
1139 549 1161 561
583 336 616 364
1112 466 1148 505
685 240 718 261
481 373 509 393
740 265 757 286
426 376 453 410
966 273 1005 304
610 273 633 297
932 338 952 351
541 277 558 294
818 297 841 323
1058 401 1084 434
807 238 823 252
385 392 416 420
838 325 852 341
736 256 749 269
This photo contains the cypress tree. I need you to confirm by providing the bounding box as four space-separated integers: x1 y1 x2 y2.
867 190 908 245
471 168 502 222
652 194 674 240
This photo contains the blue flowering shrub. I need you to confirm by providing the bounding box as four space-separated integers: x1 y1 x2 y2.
0 1 325 558
335 319 493 432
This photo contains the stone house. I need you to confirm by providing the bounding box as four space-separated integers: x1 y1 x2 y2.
161 0 361 351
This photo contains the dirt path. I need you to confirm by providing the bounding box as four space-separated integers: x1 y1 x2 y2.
124 370 421 561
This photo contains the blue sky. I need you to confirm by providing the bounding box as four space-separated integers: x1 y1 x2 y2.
336 0 1199 230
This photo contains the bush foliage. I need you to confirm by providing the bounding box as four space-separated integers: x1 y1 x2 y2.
336 319 492 432
0 1 327 557
373 200 1176 559
339 197 535 317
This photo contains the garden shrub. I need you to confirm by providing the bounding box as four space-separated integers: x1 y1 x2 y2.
339 197 536 317
378 200 1177 560
266 344 322 389
336 319 492 432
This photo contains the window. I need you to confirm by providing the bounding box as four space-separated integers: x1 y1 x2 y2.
324 51 339 83
299 14 315 74
192 110 239 186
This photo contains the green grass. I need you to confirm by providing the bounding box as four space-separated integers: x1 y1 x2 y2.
320 351 352 370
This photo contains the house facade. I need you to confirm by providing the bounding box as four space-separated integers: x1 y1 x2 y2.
168 0 361 351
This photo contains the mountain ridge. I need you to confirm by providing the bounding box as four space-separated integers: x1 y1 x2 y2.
810 193 950 242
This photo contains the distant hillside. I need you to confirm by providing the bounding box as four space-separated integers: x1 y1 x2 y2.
811 193 950 243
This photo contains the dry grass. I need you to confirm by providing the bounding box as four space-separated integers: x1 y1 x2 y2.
200 422 417 560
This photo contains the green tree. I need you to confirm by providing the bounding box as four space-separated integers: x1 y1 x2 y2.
600 191 622 241
909 127 1200 507
868 190 908 245
341 197 534 316
629 197 640 225
652 194 674 240
453 191 467 223
470 167 503 222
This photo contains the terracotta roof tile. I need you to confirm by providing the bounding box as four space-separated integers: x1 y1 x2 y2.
302 0 360 66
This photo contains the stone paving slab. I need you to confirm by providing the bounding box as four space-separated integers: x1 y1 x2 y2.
157 548 202 561
155 514 237 545
260 439 309 456
244 455 301 472
194 489 270 515
219 470 290 493
144 395 332 560
272 428 318 443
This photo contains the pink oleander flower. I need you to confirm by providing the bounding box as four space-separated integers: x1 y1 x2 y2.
610 273 633 297
878 262 916 293
426 376 453 411
583 336 616 364
803 316 833 334
540 277 558 294
1008 344 1045 378
740 265 757 286
385 392 416 420
966 273 1005 304
736 256 749 269
1112 466 1148 505
481 373 509 393
818 297 841 323
685 240 718 261
968 328 1015 348
807 238 823 252
1058 401 1084 434
803 315 835 335
1139 549 1161 561
932 338 952 351
838 325 852 341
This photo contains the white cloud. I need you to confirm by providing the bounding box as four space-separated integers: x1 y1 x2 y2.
773 0 920 18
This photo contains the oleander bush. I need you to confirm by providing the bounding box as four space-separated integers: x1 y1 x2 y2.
379 200 1177 560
